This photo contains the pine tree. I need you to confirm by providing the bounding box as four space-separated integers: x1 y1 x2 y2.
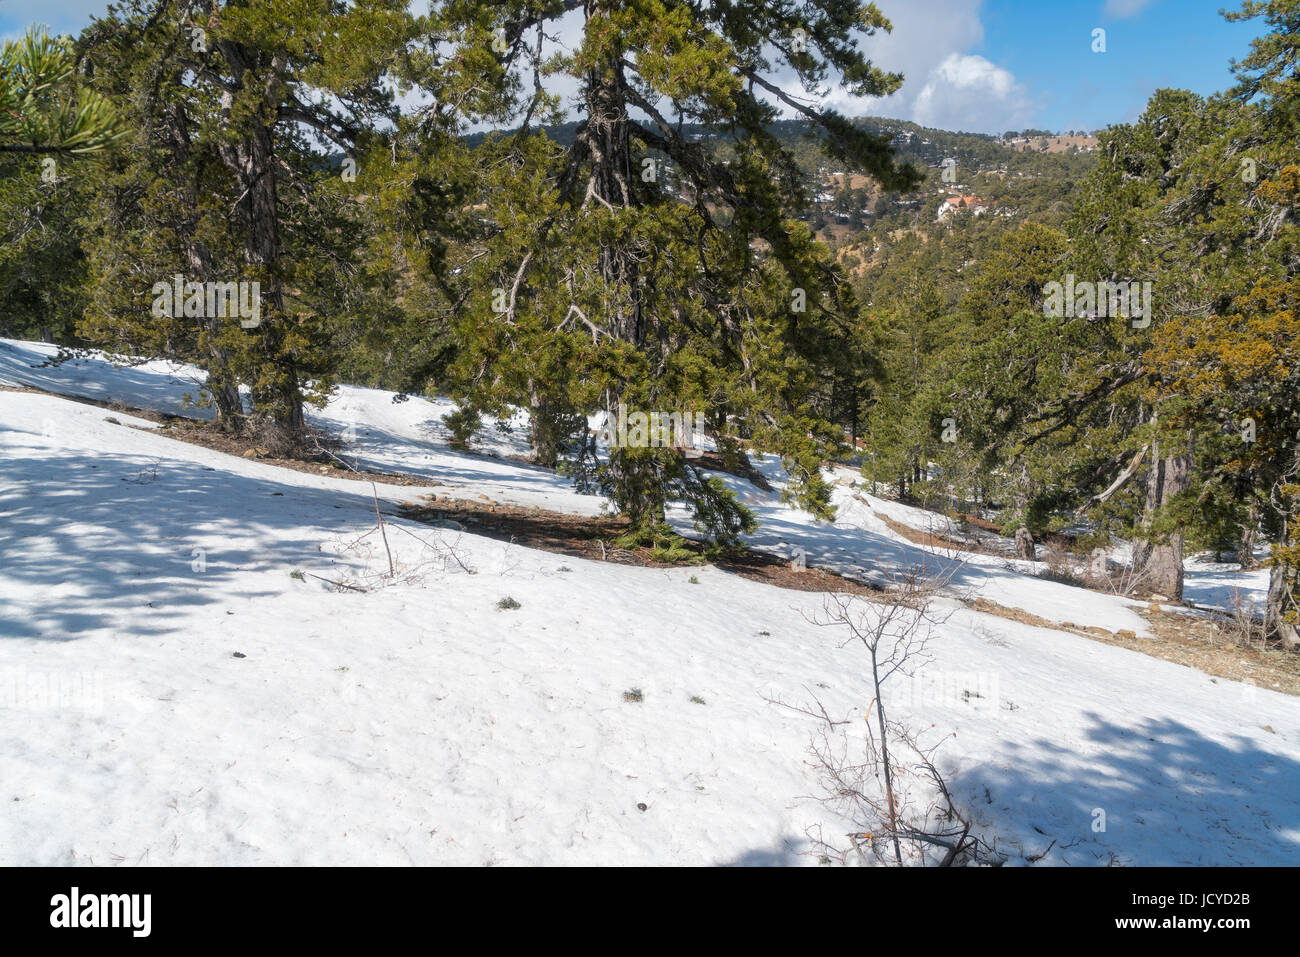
426 0 919 542
75 0 422 440
1129 0 1300 640
0 29 123 344
0 150 97 343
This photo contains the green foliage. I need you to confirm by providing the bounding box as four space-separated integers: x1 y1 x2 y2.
612 521 702 564
0 28 121 341
442 404 481 451
67 0 428 436
0 27 123 155
393 1 922 540
14 1 1297 629
0 156 95 341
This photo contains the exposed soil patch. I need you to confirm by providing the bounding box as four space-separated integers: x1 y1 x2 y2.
398 497 878 595
163 419 438 486
968 597 1122 639
873 510 997 556
1135 605 1300 698
953 512 1003 534
3 383 778 493
968 596 1300 698
860 490 1085 550
16 381 1295 693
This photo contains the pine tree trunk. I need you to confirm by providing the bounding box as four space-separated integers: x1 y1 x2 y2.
576 4 663 530
185 244 243 431
211 381 243 430
163 92 244 432
1131 448 1190 600
1239 505 1259 570
1015 526 1036 561
216 47 304 443
1265 501 1298 649
529 385 559 468
1266 559 1299 650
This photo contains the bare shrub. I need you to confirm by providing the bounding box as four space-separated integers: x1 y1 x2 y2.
315 483 476 590
1100 556 1158 597
807 718 992 866
1037 542 1157 597
1211 588 1269 650
1036 541 1091 588
776 568 998 866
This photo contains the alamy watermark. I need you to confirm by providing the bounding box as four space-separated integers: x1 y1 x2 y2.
894 669 1001 715
1 667 104 713
595 403 705 454
150 276 262 328
1043 274 1152 328
50 888 150 937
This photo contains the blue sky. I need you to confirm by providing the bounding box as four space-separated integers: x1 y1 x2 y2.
976 0 1260 131
0 0 1265 135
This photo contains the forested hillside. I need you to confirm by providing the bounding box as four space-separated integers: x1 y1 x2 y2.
5 0 1300 881
0 0 1296 649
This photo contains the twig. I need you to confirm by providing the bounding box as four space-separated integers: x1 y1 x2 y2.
1025 838 1057 864
372 481 395 578
307 572 370 593
385 519 477 576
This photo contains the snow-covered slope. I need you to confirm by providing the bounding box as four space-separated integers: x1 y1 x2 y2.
2 340 1298 865
0 339 1178 630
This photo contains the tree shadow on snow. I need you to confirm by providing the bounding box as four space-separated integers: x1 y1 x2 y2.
721 838 803 866
0 340 213 420
949 710 1300 866
0 440 407 641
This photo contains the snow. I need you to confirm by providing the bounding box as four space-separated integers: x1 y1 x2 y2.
1182 554 1272 615
2 338 1299 865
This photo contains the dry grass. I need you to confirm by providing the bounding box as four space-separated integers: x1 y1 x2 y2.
968 596 1300 698
872 510 995 557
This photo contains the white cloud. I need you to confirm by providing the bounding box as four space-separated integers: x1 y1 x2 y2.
778 0 1037 135
809 0 985 104
908 53 1035 134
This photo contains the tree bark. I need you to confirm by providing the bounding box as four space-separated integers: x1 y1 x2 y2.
1131 447 1191 600
1239 506 1259 570
215 45 304 440
1266 558 1299 650
574 3 665 530
1014 526 1036 561
158 92 244 430
528 384 562 468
